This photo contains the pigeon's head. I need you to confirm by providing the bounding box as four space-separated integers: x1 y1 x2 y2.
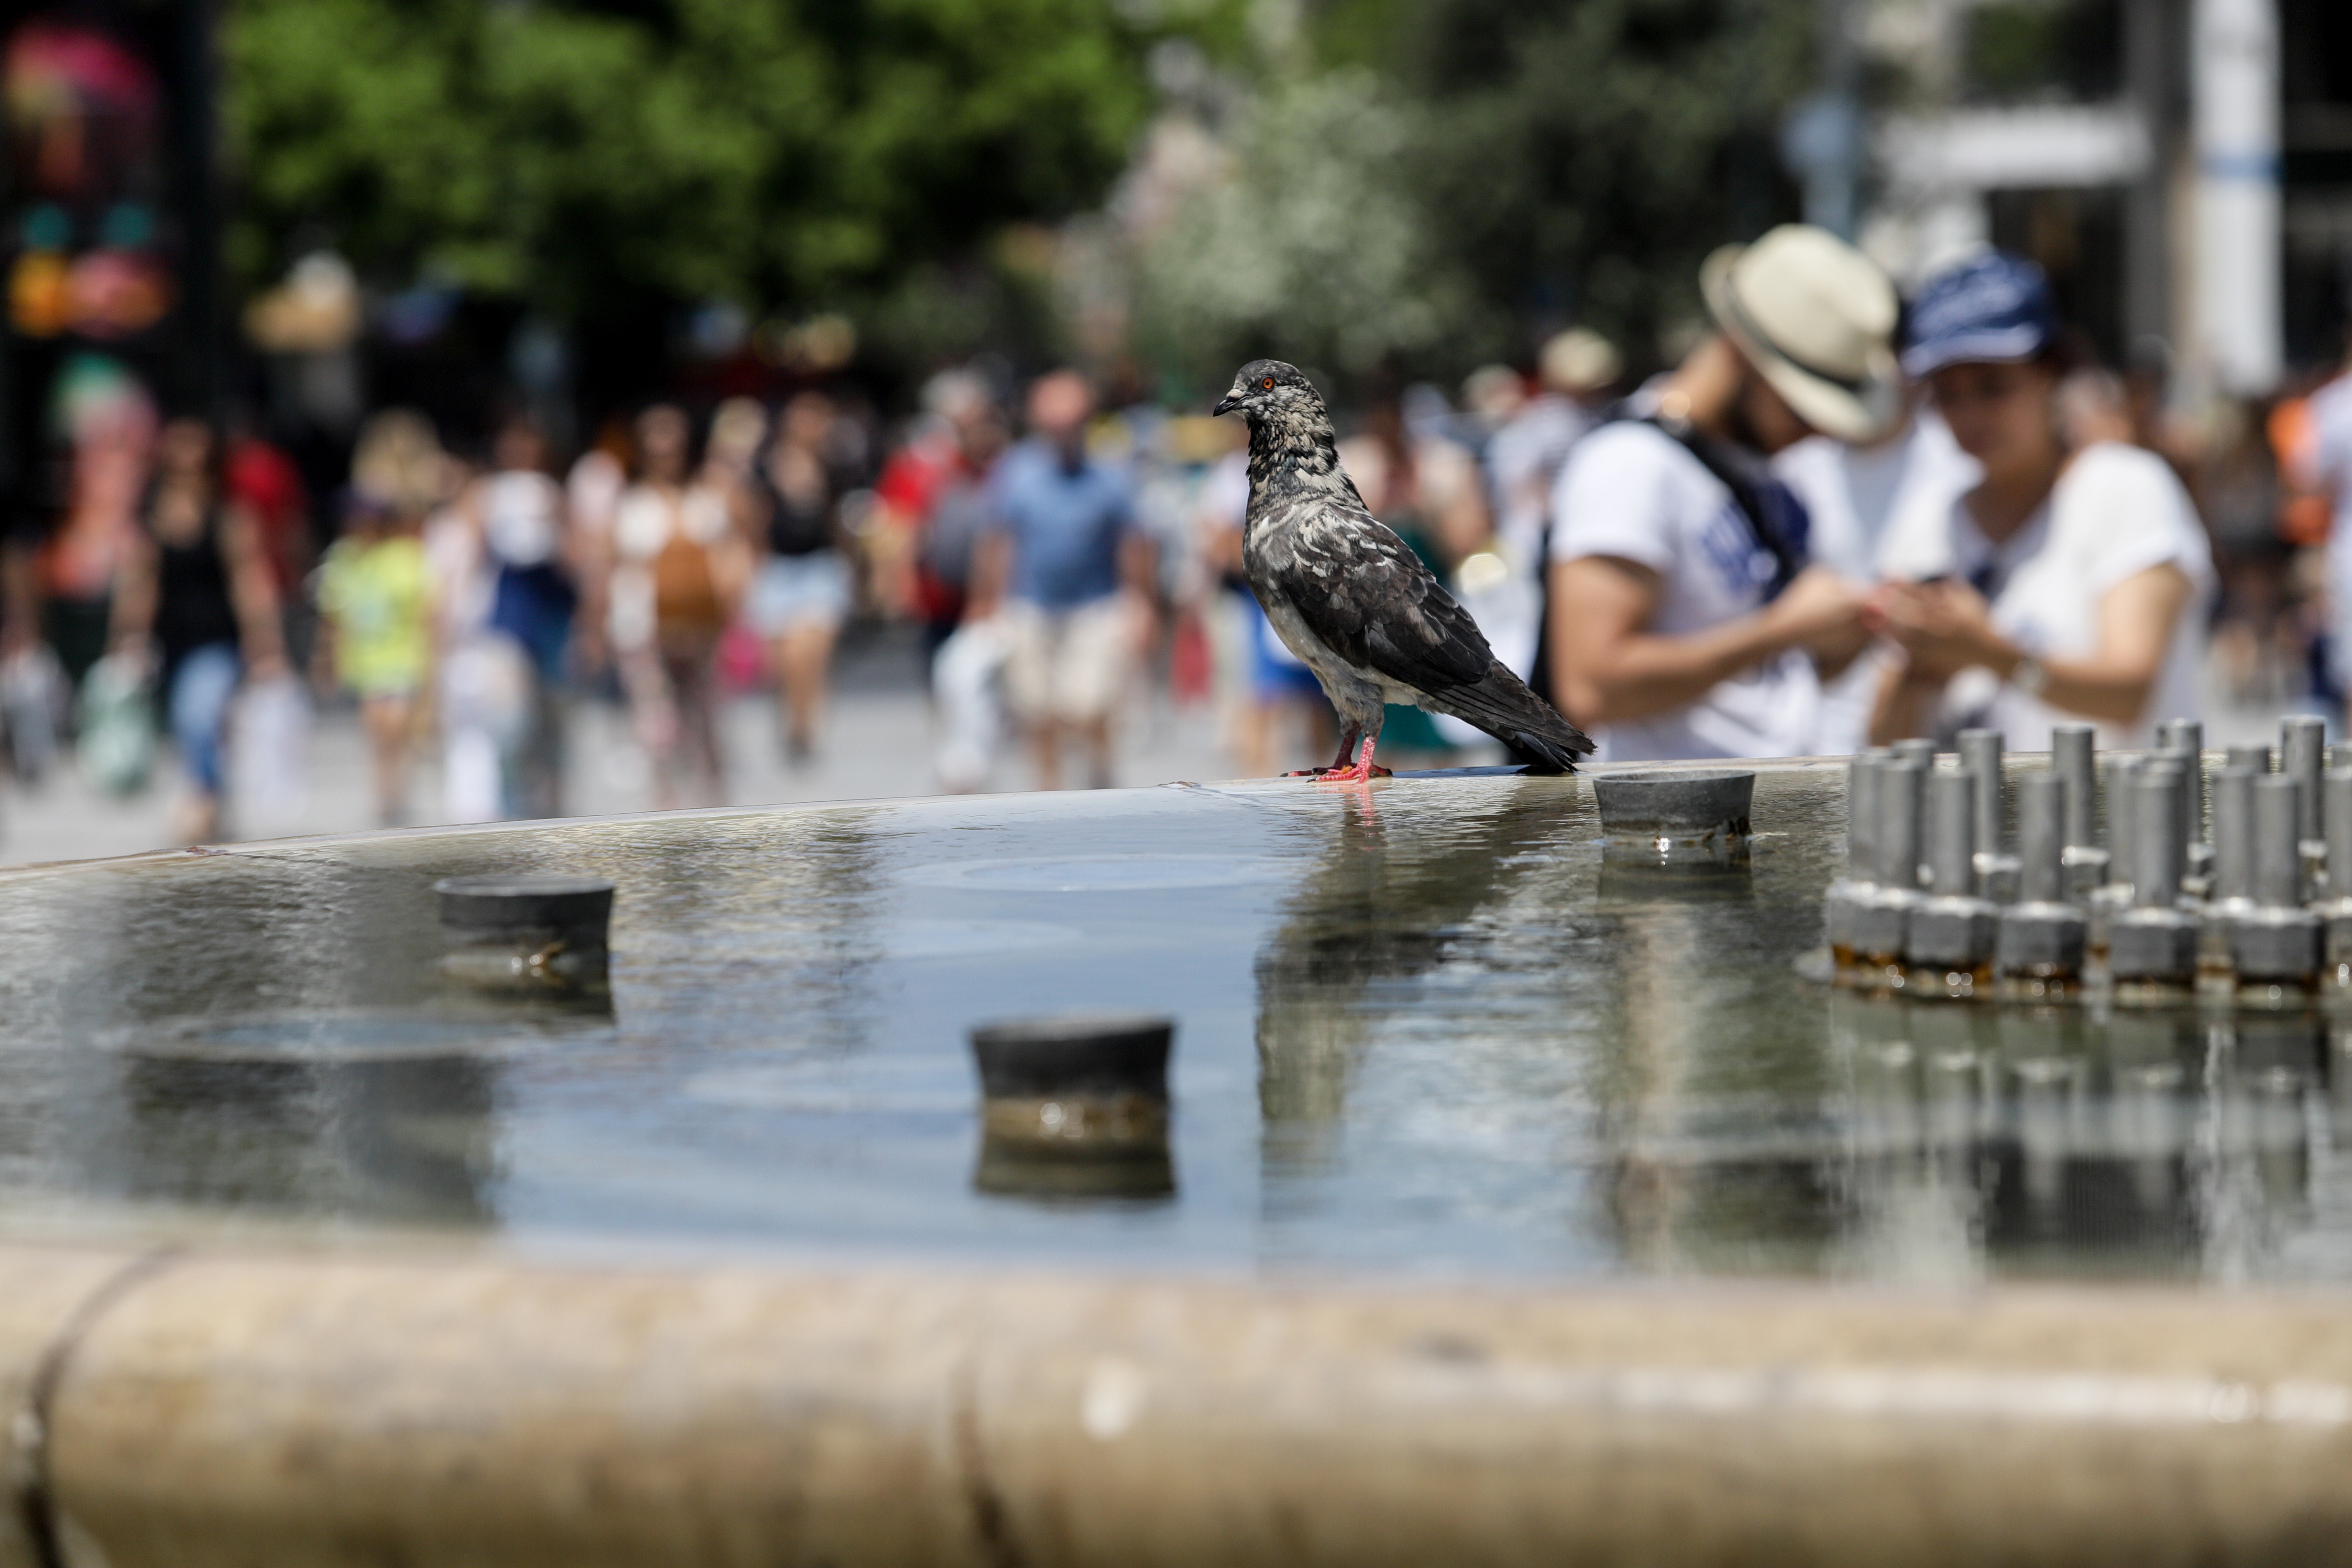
1213 359 1323 424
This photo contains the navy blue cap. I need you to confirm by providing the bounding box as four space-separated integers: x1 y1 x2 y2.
1900 251 2059 378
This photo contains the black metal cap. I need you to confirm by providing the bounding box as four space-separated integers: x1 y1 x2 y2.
433 875 615 939
1590 770 1755 840
974 1137 1175 1200
970 1013 1173 1101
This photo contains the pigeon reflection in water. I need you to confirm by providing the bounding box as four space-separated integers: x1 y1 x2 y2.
1254 784 1572 1151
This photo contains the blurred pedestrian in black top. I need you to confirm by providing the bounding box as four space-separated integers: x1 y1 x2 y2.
109 417 287 842
749 391 855 762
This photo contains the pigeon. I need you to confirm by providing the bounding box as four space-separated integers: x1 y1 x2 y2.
1213 359 1595 781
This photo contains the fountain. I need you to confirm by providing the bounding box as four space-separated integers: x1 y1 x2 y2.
3 746 2351 1565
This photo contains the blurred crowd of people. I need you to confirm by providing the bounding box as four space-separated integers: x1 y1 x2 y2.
0 382 888 840
884 237 2352 787
5 237 2352 843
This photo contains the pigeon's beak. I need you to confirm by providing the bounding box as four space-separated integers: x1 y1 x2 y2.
1212 390 1243 417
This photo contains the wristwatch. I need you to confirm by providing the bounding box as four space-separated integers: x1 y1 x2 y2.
2009 654 2049 698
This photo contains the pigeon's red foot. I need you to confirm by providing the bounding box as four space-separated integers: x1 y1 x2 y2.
1284 730 1364 780
1316 741 1390 784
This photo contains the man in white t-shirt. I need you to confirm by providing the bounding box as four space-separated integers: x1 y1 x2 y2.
1547 225 1899 761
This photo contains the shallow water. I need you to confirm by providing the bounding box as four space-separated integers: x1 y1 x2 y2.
1 764 2346 1284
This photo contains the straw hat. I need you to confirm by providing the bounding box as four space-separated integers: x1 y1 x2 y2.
1700 225 1899 442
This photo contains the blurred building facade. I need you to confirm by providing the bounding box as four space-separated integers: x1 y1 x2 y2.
1846 0 2352 393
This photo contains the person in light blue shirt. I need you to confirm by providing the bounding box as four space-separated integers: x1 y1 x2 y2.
972 371 1155 788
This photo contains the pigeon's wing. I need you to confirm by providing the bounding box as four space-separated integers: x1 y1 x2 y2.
1254 487 1596 772
1266 502 1491 695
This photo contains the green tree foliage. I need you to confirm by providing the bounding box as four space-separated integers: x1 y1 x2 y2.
1961 1 2122 104
225 0 1181 318
1133 71 1485 389
1132 0 1814 389
1391 0 1816 363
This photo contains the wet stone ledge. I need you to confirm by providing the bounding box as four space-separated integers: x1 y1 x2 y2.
0 1244 2351 1568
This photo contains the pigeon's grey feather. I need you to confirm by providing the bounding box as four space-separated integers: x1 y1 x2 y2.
1215 358 1595 774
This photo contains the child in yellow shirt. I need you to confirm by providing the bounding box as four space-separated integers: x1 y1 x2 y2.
316 491 431 824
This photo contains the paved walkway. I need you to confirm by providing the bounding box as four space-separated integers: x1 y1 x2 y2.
0 627 1236 868
0 626 2324 870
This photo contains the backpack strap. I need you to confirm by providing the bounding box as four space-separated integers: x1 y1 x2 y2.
1528 498 1559 705
1643 413 1810 601
1527 409 1812 707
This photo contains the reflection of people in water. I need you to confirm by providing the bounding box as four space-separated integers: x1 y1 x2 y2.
1594 880 1807 1274
1252 772 1931 1282
1248 773 2216 1281
332 1056 502 1221
89 1052 499 1225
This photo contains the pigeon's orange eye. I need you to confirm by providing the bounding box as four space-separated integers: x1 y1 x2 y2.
1261 377 1274 389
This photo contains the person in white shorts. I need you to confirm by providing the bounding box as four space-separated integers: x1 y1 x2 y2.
1868 251 2214 751
748 392 857 763
971 371 1154 790
1547 224 1894 761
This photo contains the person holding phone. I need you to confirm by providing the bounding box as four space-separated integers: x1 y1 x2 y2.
1868 253 2213 750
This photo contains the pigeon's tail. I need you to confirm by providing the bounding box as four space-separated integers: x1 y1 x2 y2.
1429 663 1597 776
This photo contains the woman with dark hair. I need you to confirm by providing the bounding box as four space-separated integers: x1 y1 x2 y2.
109 416 288 842
608 403 750 808
1869 252 2214 749
749 391 856 764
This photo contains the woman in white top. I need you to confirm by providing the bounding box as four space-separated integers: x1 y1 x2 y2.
1868 252 2214 751
460 419 578 817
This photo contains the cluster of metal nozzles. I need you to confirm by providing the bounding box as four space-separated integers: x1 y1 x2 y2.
1825 715 2352 1002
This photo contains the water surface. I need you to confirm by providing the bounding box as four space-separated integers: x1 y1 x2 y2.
2 766 2344 1284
